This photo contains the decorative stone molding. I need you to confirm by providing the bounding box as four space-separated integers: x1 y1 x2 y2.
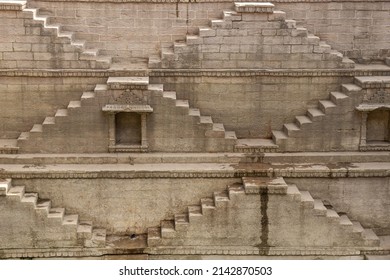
235 2 274 13
0 1 26 11
1 69 390 78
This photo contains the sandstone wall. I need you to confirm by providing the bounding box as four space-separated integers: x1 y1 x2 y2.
27 0 390 61
286 177 390 235
12 177 240 234
0 76 105 139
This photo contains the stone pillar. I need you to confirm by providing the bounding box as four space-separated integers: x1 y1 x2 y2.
360 112 368 146
141 113 148 147
108 113 116 147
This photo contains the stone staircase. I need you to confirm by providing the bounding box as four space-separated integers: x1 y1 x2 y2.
146 177 380 255
23 6 111 69
148 2 355 69
271 80 363 152
0 179 106 248
1 77 237 153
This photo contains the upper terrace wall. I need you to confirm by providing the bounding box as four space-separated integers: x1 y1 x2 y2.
27 0 390 61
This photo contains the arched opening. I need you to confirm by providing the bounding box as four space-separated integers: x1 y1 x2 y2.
115 112 141 146
366 109 390 144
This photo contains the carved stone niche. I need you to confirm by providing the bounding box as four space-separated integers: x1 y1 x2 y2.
356 103 390 151
102 104 153 152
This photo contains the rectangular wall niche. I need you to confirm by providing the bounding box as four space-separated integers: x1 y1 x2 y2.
102 104 153 152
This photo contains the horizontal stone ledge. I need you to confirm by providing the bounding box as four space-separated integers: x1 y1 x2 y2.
0 1 26 11
24 0 388 3
1 68 390 78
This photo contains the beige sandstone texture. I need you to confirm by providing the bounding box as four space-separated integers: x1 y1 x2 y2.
0 0 389 259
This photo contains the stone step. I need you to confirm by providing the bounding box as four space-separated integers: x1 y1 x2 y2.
292 27 308 37
269 10 286 21
188 205 202 219
213 191 230 206
286 184 301 201
243 177 288 194
148 84 164 93
352 221 364 234
362 229 380 246
223 10 241 21
199 116 213 129
300 191 314 208
234 138 278 152
318 100 337 113
77 220 93 238
198 27 216 37
326 209 340 221
330 91 349 104
81 91 95 100
62 214 79 226
0 179 12 195
55 109 68 117
235 2 274 13
175 100 189 109
18 132 30 141
341 57 355 68
95 56 112 68
58 31 74 41
307 34 320 45
21 192 38 204
205 123 225 138
295 115 312 128
162 91 176 100
94 84 108 93
313 199 327 215
147 227 161 246
354 76 390 89
68 100 81 109
188 108 201 117
36 199 51 212
71 40 86 49
7 186 25 200
89 228 106 247
174 214 189 231
225 131 237 140
186 35 202 45
48 207 65 219
272 130 288 145
161 220 176 238
79 49 99 60
341 83 362 93
386 57 390 66
283 123 300 137
307 108 325 121
284 19 296 29
107 77 149 90
339 214 353 226
228 183 245 197
0 139 19 154
43 117 55 125
201 198 215 211
30 124 43 133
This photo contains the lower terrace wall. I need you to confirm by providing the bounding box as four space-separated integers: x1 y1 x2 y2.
286 177 390 235
0 75 106 139
28 0 390 61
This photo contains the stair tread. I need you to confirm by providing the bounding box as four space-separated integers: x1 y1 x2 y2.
313 199 327 211
342 83 362 92
163 91 176 99
225 131 237 140
161 220 175 231
287 185 300 196
43 117 55 125
77 220 93 233
201 198 215 208
55 109 68 117
107 77 149 86
188 205 202 216
352 221 364 233
330 91 348 99
300 191 314 203
319 100 336 107
48 207 65 219
68 100 81 108
62 214 78 225
148 84 164 92
36 199 51 210
228 183 245 194
326 209 339 218
21 192 38 203
212 123 225 132
214 191 229 201
307 108 325 117
284 123 300 131
175 214 189 224
147 227 161 239
200 116 213 124
91 228 106 242
30 124 42 133
81 91 95 99
94 84 108 91
339 214 353 226
362 228 379 241
188 108 200 116
176 100 189 107
7 186 25 196
272 130 288 139
295 115 312 125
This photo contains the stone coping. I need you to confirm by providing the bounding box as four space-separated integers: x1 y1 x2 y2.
23 0 390 3
0 162 390 179
1 68 390 78
0 151 389 164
